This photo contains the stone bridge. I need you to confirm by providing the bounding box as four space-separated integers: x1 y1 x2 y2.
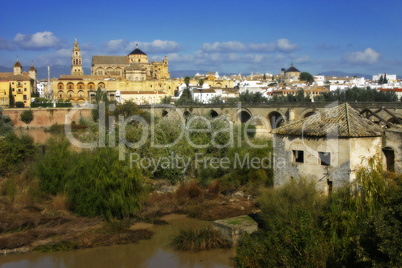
3 102 402 130
140 102 402 133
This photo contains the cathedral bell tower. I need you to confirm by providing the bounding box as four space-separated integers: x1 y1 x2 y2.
71 38 83 76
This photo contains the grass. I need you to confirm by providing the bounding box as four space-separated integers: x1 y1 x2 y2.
34 241 78 252
171 225 231 251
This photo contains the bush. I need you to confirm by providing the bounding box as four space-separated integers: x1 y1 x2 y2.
0 133 35 176
171 225 231 250
0 108 13 136
35 137 72 194
20 109 34 124
235 178 327 267
15 102 24 108
66 148 144 220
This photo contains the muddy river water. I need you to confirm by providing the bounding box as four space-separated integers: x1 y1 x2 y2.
0 214 235 268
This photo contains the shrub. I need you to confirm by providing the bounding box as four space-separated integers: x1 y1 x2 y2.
35 137 72 195
66 148 144 220
20 109 34 124
0 133 35 176
171 225 231 250
15 102 24 108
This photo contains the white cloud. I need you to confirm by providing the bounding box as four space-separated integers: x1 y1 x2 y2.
342 48 380 64
104 39 181 54
201 41 247 53
104 39 128 53
202 39 299 53
13 31 66 50
276 38 299 52
33 48 72 66
129 40 181 53
249 39 299 53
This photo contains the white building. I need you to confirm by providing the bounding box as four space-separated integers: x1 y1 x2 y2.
373 73 397 82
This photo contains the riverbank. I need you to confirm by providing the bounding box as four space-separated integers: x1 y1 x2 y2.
0 214 236 268
0 180 257 256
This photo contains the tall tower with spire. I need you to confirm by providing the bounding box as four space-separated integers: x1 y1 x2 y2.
71 38 83 75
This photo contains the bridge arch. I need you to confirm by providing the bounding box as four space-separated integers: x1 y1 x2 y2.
268 111 285 130
210 109 219 118
299 109 318 119
237 108 253 123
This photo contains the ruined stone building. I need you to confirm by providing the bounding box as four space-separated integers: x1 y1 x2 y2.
273 103 384 194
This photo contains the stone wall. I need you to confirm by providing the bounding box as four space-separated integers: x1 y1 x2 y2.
3 108 92 128
383 128 402 173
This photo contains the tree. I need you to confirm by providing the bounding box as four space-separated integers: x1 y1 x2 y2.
161 95 171 104
299 72 315 83
176 77 194 105
209 95 224 104
198 78 204 88
9 84 14 108
184 76 191 90
379 75 384 84
20 109 33 124
263 74 267 80
0 108 13 136
92 87 112 122
384 73 388 84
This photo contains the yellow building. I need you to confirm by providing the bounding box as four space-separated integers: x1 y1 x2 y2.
0 59 36 108
91 44 170 80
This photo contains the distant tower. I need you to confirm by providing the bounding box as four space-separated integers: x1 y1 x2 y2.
71 38 83 75
14 57 22 75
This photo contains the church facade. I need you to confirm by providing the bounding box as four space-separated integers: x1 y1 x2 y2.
91 44 170 80
51 39 233 105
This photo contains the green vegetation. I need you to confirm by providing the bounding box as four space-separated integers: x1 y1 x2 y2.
378 74 388 84
299 72 315 83
0 133 35 177
271 86 398 103
36 137 145 220
15 102 24 108
20 109 34 124
318 86 398 102
175 76 195 105
209 95 224 104
160 95 172 104
66 148 144 219
8 84 14 108
239 90 268 104
235 159 402 267
0 108 13 136
171 225 231 250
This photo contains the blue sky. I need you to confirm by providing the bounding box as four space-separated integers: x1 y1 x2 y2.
1 0 401 76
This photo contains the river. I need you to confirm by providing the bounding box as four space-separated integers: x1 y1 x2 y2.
0 214 235 268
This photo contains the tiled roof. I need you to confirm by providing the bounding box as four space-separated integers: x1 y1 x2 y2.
285 65 300 73
126 63 144 71
92 56 128 65
0 74 32 81
274 103 383 137
128 48 147 56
